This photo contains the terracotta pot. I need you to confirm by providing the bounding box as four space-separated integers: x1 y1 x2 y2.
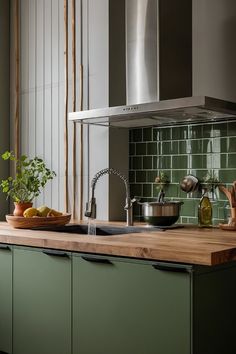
13 202 33 217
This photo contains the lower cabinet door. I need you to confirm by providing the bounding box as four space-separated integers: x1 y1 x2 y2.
0 245 12 354
73 255 191 354
13 247 72 354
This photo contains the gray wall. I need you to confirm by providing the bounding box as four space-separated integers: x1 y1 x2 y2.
193 0 236 102
0 1 10 219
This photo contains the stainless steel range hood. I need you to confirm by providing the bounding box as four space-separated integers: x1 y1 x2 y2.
69 0 236 128
69 96 236 128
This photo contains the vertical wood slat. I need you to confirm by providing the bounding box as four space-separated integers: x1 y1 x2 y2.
14 0 20 160
72 0 76 219
79 65 83 220
64 0 69 212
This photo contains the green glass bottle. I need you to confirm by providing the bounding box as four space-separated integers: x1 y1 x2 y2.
198 192 212 227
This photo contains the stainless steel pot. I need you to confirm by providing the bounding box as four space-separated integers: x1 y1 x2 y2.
139 201 183 226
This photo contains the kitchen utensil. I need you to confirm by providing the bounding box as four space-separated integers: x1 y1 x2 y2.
180 175 199 193
6 213 71 229
138 201 183 226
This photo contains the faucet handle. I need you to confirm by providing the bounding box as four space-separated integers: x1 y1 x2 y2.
84 198 97 219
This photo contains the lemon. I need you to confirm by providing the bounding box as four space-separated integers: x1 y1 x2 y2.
23 208 39 218
37 206 51 217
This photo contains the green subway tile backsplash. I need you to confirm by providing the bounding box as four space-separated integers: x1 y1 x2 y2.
129 121 236 224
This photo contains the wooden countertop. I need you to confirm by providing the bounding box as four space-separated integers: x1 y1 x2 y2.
0 221 236 266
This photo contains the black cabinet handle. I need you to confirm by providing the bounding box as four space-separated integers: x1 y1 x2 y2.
0 351 10 353
82 256 113 265
153 264 192 273
43 249 69 258
0 244 10 251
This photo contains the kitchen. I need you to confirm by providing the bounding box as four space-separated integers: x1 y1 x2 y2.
1 0 236 353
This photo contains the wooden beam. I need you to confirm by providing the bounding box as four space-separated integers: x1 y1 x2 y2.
64 0 69 212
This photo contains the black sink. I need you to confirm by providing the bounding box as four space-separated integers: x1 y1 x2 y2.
31 224 146 236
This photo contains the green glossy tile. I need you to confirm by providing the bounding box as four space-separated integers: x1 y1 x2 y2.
136 171 147 183
227 121 236 136
189 155 204 169
213 123 227 137
228 137 236 152
172 155 188 169
227 153 236 168
136 143 147 155
143 156 153 169
132 157 143 170
143 128 152 141
165 184 179 199
191 140 203 154
189 125 203 139
132 128 142 142
152 184 160 198
129 171 135 183
130 184 142 197
211 154 221 169
153 156 159 169
143 184 152 198
202 123 213 138
202 154 213 169
217 138 228 153
219 170 236 183
161 142 172 155
203 139 212 153
172 126 188 140
172 170 187 183
211 137 221 153
159 127 171 141
153 128 160 141
147 170 158 182
181 200 197 217
158 156 171 169
147 142 157 155
179 141 188 154
129 143 135 156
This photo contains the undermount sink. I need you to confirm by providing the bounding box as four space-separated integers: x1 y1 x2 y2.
32 224 148 236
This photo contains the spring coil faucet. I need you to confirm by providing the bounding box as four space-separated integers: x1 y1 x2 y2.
85 168 135 226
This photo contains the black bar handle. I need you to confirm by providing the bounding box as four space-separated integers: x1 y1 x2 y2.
43 249 69 258
82 256 113 265
153 264 192 273
0 244 10 251
0 351 10 353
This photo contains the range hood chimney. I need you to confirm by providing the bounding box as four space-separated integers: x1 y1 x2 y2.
69 0 236 128
126 0 192 105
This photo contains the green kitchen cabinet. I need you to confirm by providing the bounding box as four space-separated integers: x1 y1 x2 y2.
73 254 191 354
13 247 72 354
0 245 12 354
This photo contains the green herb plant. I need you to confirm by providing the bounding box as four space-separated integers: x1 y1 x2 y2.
155 171 170 192
0 151 56 203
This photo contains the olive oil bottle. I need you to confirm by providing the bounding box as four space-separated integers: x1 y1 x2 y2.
198 192 212 227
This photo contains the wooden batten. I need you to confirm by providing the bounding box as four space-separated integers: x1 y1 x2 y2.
64 0 69 212
72 0 76 219
14 0 20 161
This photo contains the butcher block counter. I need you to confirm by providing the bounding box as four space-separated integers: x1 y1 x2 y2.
0 221 236 265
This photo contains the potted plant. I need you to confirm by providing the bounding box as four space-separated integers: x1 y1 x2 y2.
0 151 56 216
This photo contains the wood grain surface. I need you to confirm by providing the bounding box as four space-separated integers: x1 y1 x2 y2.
1 223 236 265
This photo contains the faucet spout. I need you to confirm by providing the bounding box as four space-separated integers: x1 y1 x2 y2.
85 168 135 226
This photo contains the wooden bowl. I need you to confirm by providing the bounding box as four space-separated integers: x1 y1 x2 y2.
6 213 71 229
